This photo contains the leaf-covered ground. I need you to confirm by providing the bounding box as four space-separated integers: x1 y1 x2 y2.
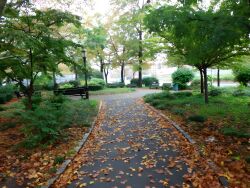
54 93 224 188
0 99 98 188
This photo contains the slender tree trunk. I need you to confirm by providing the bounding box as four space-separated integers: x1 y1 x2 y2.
121 62 125 83
199 68 204 94
138 30 143 87
52 71 58 90
217 68 220 87
27 82 34 110
104 68 108 84
100 59 104 73
0 0 7 17
203 68 209 104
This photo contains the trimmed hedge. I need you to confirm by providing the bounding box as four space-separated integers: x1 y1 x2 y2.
142 77 159 87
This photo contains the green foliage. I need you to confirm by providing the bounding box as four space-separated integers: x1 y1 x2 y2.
34 74 54 90
54 156 65 165
233 61 250 86
0 85 15 104
172 68 194 89
20 96 98 149
89 78 105 87
107 82 125 88
221 127 250 138
188 115 207 123
162 83 172 90
68 80 80 87
130 78 139 86
190 79 201 90
209 88 223 97
89 69 104 79
0 122 16 131
172 108 185 116
173 92 193 97
232 88 250 97
59 83 74 89
142 77 159 87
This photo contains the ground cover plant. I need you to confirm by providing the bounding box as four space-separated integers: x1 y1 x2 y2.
0 96 98 187
144 87 250 186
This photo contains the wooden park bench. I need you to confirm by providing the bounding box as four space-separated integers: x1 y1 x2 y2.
54 87 89 99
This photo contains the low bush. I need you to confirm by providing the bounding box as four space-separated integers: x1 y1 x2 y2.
172 68 194 90
142 77 159 87
107 82 125 88
54 156 65 165
209 88 223 96
233 63 250 86
59 83 74 89
0 85 15 104
190 79 201 90
89 78 105 87
232 89 250 97
0 122 16 131
130 78 139 86
221 127 250 138
172 108 185 116
188 115 207 123
173 92 193 97
69 80 80 87
162 83 172 90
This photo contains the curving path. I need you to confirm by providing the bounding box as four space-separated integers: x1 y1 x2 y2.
67 89 191 188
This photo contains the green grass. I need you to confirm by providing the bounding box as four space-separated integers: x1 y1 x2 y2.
144 87 250 137
90 87 135 95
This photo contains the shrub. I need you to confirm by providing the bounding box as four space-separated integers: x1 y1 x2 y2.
173 92 193 97
54 156 65 165
172 68 194 90
88 85 103 91
59 83 74 89
188 115 207 122
209 88 223 96
142 77 159 87
172 108 185 116
0 85 15 104
233 64 250 86
89 78 105 87
162 83 172 90
107 82 125 88
232 89 250 97
69 80 80 87
221 127 250 138
130 78 139 86
21 103 66 149
89 69 103 79
190 79 201 89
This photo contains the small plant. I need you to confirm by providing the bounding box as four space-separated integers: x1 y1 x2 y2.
188 115 207 122
54 156 65 165
209 88 223 96
173 92 193 97
49 166 57 174
245 156 250 163
172 108 185 116
221 127 250 138
0 122 17 131
162 83 172 90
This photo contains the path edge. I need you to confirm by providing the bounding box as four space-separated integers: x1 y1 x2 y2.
143 101 229 188
41 100 103 188
143 101 195 144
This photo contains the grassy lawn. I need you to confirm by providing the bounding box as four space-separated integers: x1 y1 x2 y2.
90 87 136 95
0 96 99 186
144 87 250 186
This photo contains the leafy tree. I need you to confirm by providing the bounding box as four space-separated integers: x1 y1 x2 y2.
233 57 250 86
0 2 80 109
144 3 250 103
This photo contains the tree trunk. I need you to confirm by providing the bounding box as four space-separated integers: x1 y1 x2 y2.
138 30 143 87
121 62 125 83
104 66 109 84
26 82 34 110
199 68 204 94
0 0 7 17
100 59 104 73
52 71 58 90
203 68 209 104
217 68 220 87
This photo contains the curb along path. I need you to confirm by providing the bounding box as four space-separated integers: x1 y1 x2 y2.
54 95 222 188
